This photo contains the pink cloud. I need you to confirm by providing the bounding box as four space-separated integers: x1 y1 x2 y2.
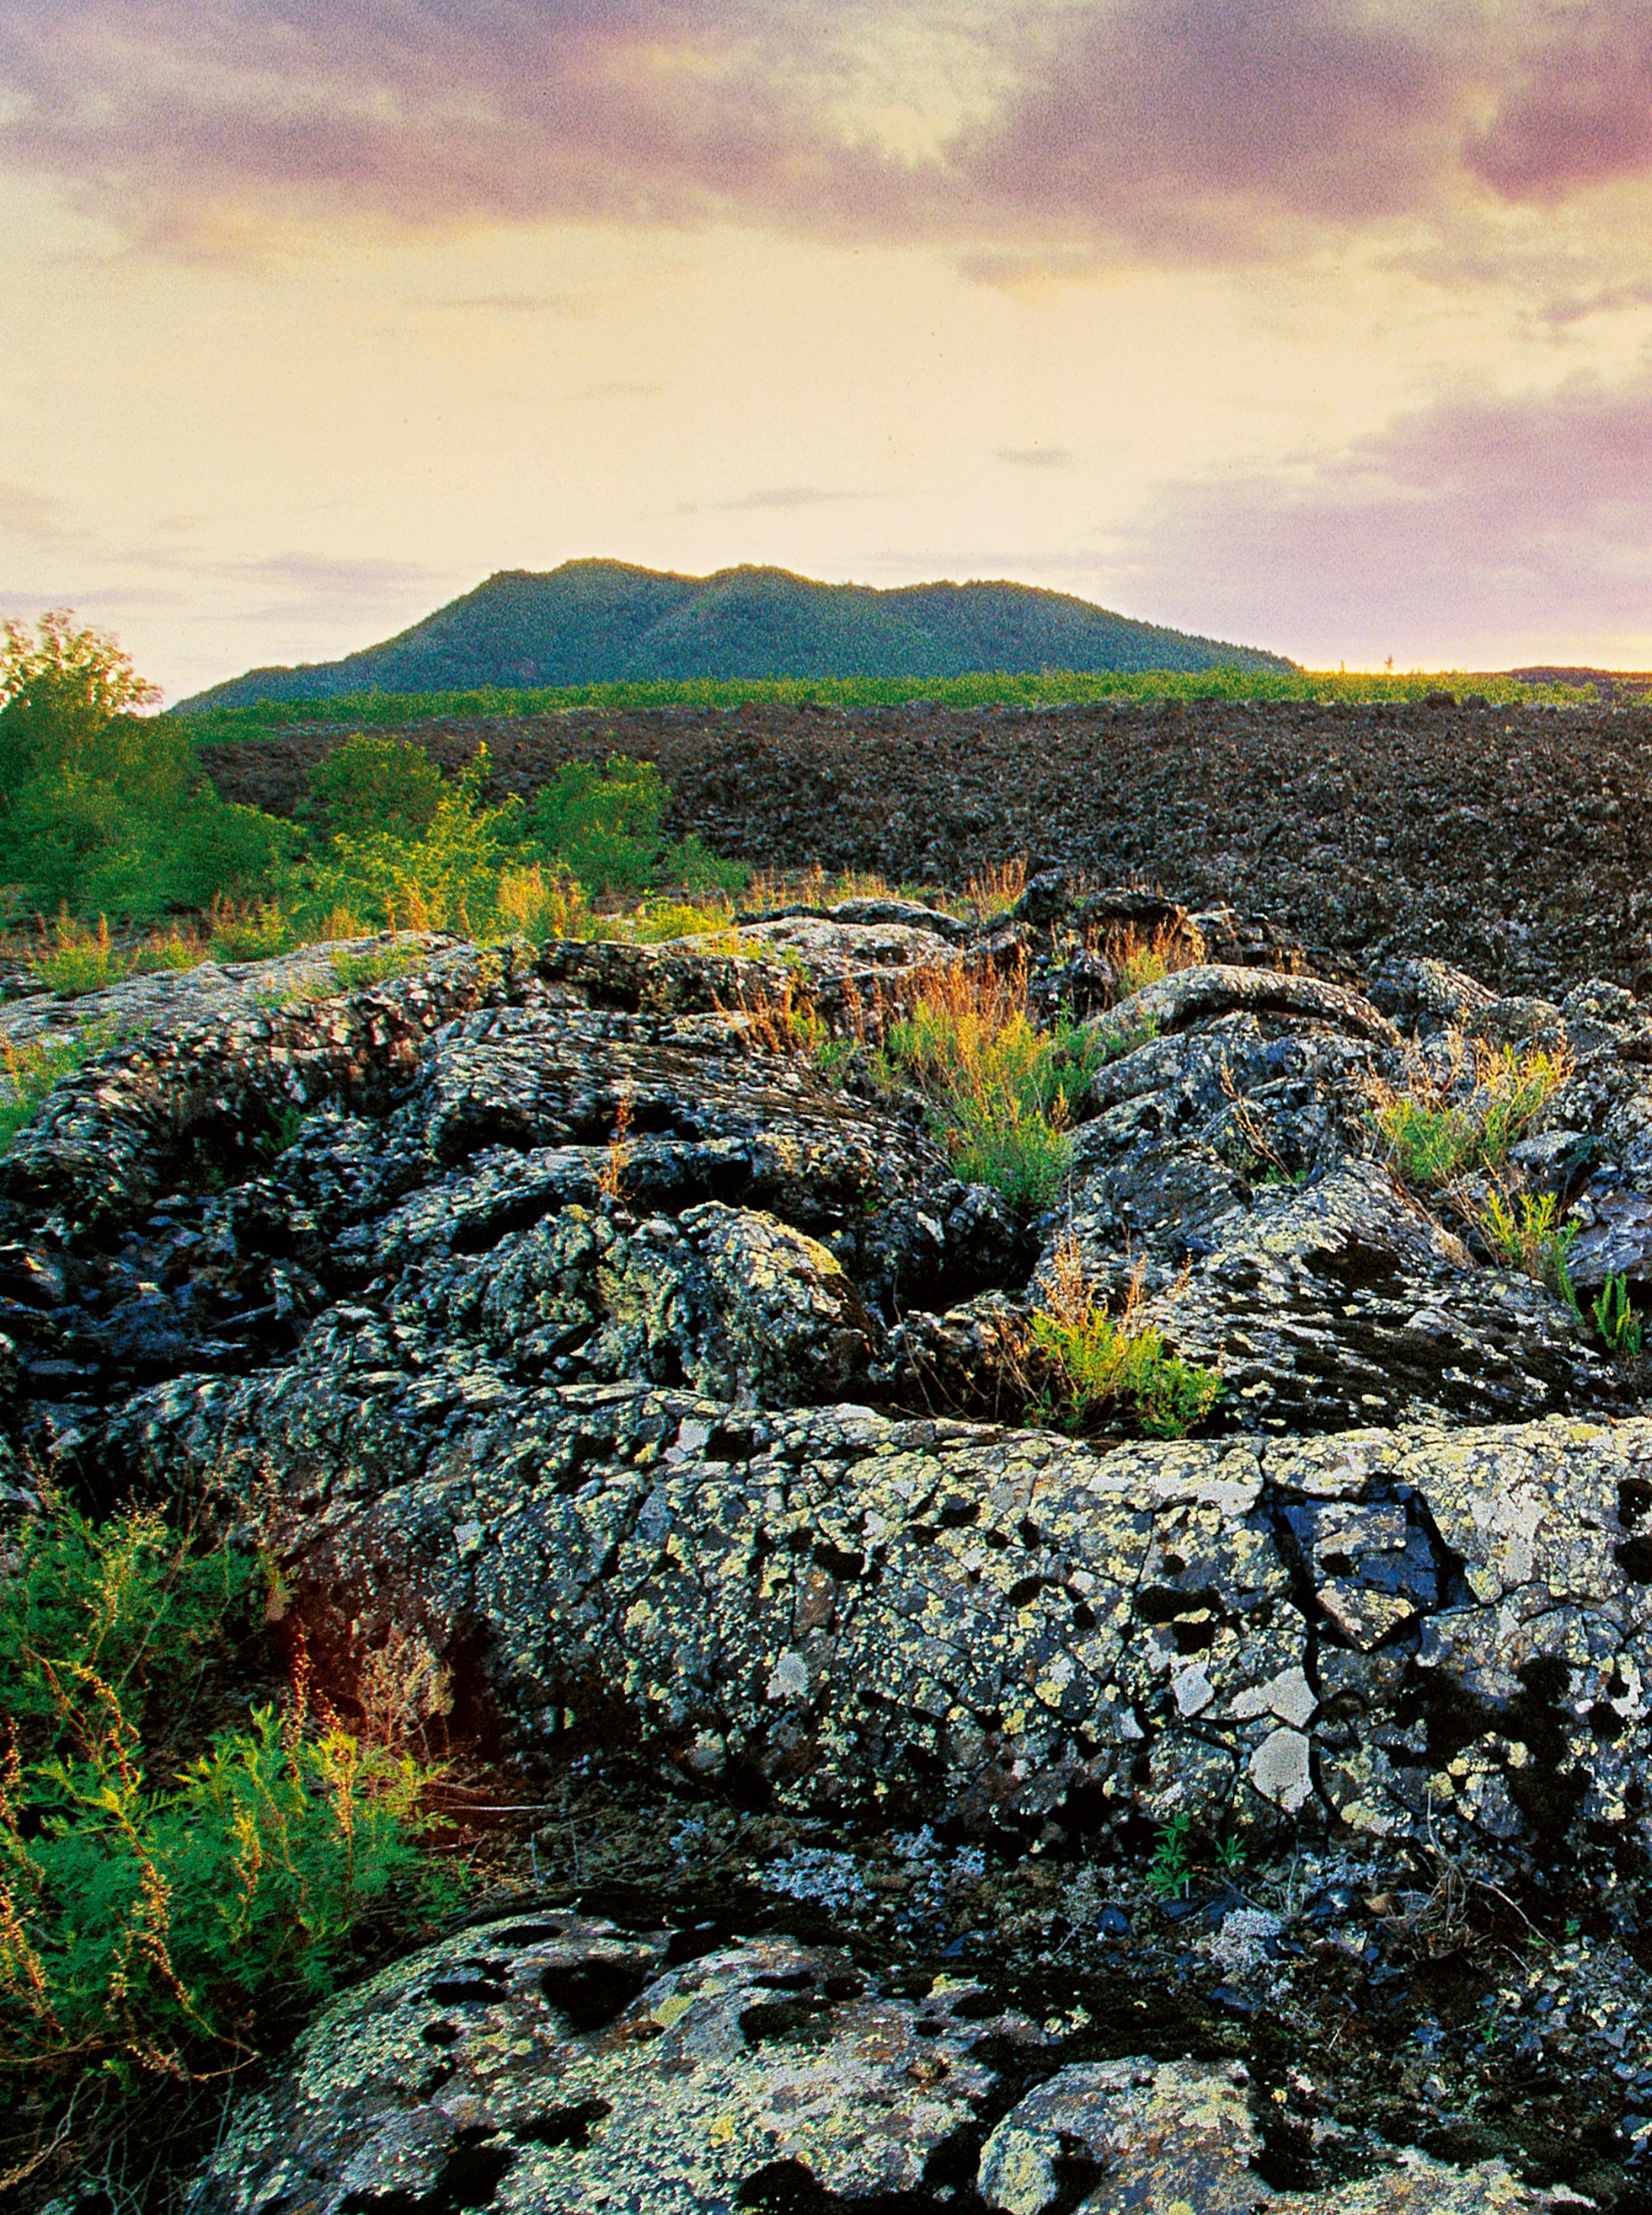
6 1 1652 269
1102 372 1652 661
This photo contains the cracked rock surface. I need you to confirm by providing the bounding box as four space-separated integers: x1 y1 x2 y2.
11 885 1652 2208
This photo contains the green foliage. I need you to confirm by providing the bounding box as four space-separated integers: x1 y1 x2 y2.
880 966 1120 1211
284 746 520 935
1148 1814 1195 1897
33 913 126 995
306 732 446 844
1371 1041 1570 1192
0 1497 456 2125
0 613 297 925
1477 1188 1580 1305
1029 1247 1224 1439
0 1023 116 1154
209 899 297 962
327 942 428 992
527 756 668 896
1591 1271 1644 1356
173 666 1599 746
665 831 750 897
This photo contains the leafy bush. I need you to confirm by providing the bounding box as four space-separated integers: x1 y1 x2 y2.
1026 1238 1224 1438
0 1496 456 2169
527 756 668 895
283 746 520 935
0 614 297 924
664 831 749 897
306 733 446 844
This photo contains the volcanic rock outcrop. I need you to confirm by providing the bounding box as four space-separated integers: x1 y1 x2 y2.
7 885 1652 2207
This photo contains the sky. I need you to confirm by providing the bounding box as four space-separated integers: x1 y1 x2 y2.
7 3 1652 699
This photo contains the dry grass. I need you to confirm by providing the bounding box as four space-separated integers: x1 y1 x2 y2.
1100 918 1206 998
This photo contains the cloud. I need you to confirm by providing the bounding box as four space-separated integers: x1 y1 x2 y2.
0 480 99 555
1466 3 1652 202
420 293 602 314
682 485 870 512
1100 368 1652 661
227 551 454 628
8 0 1652 280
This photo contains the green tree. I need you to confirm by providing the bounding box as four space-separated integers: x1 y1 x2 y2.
0 612 297 921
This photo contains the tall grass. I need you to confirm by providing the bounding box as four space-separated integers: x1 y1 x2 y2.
881 960 1123 1209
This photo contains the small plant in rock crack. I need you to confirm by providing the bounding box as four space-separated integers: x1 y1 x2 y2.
1471 1186 1580 1305
1148 1814 1195 1897
1019 1235 1223 1440
1101 919 1204 999
879 957 1118 1210
1366 1031 1571 1192
1591 1271 1644 1357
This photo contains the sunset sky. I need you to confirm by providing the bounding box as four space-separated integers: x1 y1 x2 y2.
7 1 1652 699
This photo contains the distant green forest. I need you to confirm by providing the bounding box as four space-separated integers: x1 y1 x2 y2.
175 664 1599 746
173 559 1299 713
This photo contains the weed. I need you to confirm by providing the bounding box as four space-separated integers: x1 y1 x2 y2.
208 897 295 964
35 912 129 995
600 1087 634 1202
138 928 211 974
965 856 1028 923
1215 1834 1247 1874
1471 1186 1580 1304
1148 1814 1195 1897
880 959 1116 1210
1368 1034 1570 1191
626 894 740 948
1592 1271 1644 1356
1022 1237 1223 1438
0 1496 459 2186
663 832 749 897
1104 919 1202 998
327 942 425 993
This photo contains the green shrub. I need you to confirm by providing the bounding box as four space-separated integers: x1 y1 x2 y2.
1027 1242 1224 1438
527 756 668 895
284 746 520 935
663 832 749 897
0 614 296 925
0 1497 456 2140
306 733 446 844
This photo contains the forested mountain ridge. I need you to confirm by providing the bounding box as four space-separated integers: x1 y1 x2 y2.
175 558 1295 709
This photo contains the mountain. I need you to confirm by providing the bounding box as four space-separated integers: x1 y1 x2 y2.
174 560 1295 709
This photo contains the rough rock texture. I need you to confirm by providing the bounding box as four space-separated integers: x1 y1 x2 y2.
8 907 1652 1879
197 693 1652 997
196 1916 1577 2215
13 895 1652 2207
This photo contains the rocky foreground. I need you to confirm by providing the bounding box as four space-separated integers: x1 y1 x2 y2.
13 885 1652 2209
